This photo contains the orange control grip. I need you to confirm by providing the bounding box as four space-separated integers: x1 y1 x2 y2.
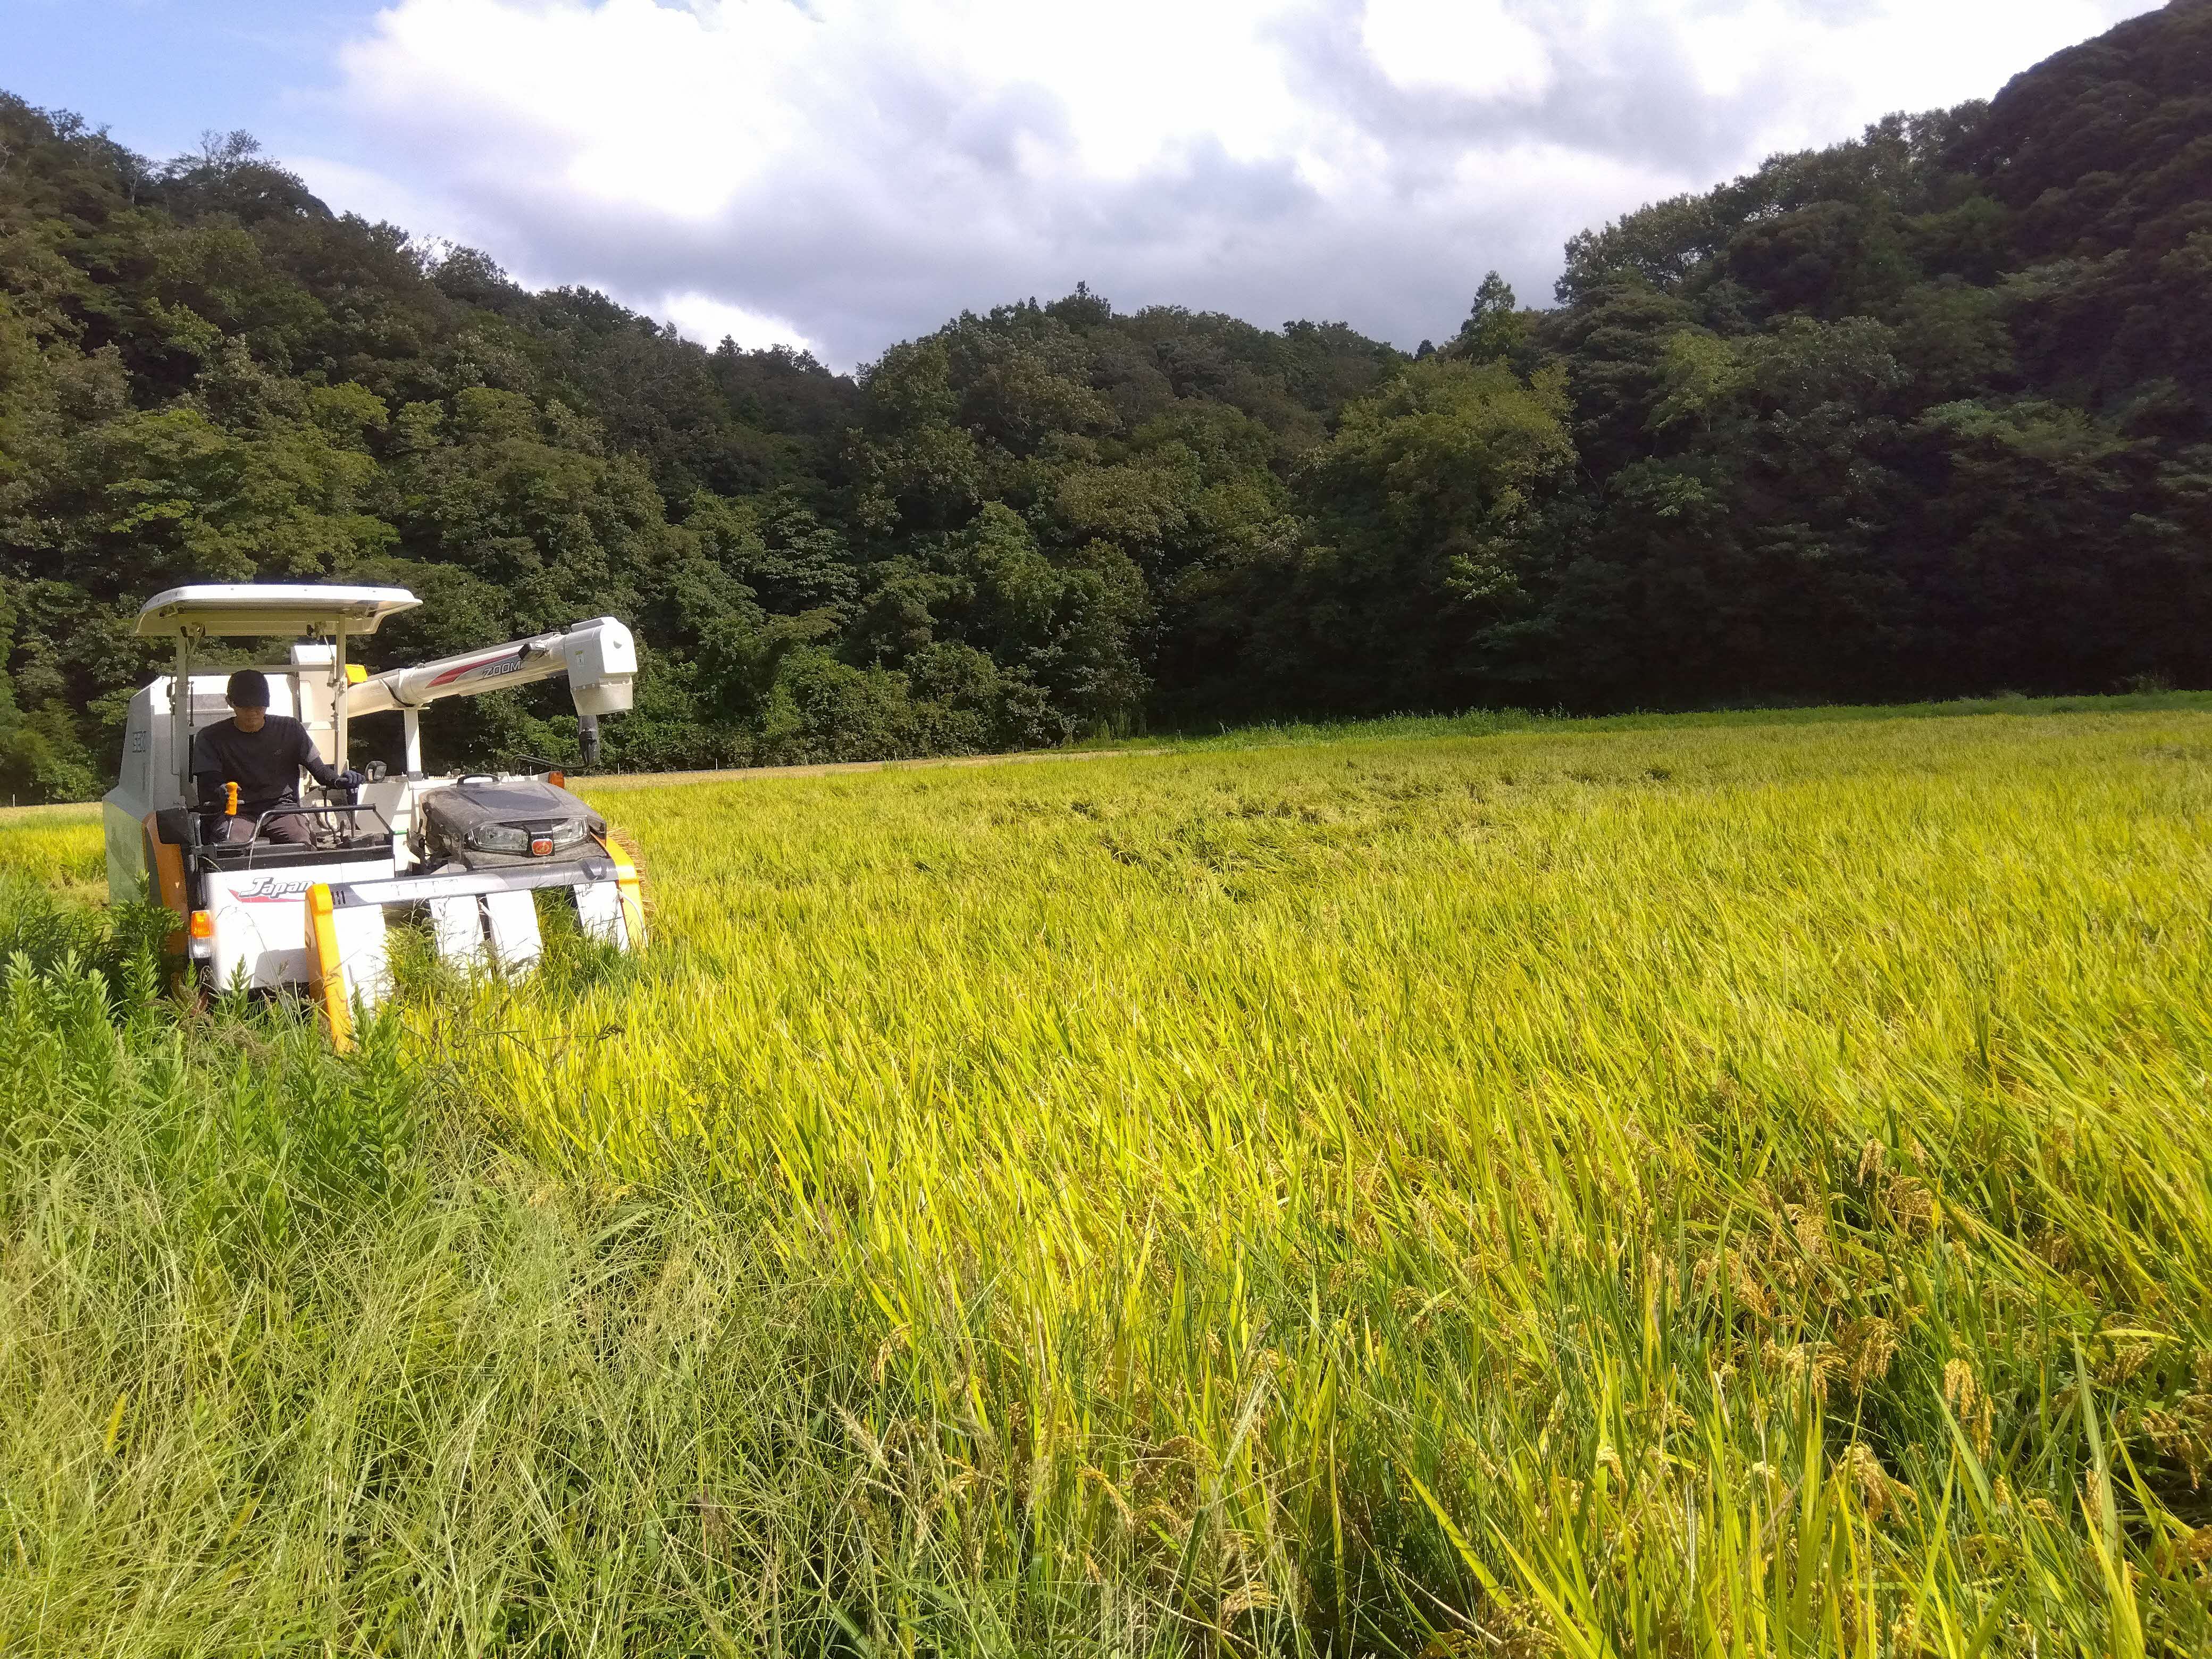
224 781 239 816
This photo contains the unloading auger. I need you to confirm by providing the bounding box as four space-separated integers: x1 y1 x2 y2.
103 584 646 1046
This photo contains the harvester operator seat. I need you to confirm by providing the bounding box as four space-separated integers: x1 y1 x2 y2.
190 668 363 846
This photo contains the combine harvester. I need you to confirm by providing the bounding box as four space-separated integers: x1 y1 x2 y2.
103 584 645 1045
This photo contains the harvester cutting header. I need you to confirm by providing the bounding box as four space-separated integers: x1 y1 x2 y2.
104 584 646 1045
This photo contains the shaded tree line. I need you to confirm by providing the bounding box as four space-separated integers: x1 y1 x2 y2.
3 0 2208 800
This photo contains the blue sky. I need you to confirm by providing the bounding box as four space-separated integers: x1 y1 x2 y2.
2 0 2166 367
5 1 378 156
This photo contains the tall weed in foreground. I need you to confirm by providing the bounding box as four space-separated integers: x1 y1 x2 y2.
0 883 997 1657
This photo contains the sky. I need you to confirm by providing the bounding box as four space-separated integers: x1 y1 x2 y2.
3 0 2167 368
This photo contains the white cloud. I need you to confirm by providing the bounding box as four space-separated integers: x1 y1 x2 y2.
659 290 816 354
300 0 2164 367
287 153 454 238
335 0 814 219
1364 0 1555 101
1653 0 2152 132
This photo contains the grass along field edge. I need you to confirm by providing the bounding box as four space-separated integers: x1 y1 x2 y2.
11 688 2211 820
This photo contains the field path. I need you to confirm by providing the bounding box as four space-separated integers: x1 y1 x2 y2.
0 798 98 825
580 745 1163 791
0 745 1167 823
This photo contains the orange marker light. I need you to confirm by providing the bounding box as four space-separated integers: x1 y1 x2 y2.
189 909 214 939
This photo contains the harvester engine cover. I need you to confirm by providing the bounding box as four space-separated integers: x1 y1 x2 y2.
414 776 608 869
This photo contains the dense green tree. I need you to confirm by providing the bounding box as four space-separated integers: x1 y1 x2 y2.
1182 358 1574 714
1447 271 1528 365
1514 0 2212 706
2 0 2209 799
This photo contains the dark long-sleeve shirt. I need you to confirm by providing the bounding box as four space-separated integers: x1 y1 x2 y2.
190 715 340 815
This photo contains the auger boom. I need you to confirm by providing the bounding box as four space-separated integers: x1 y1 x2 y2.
103 584 646 1045
343 616 635 767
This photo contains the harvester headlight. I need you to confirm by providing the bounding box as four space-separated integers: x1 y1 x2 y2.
463 818 589 857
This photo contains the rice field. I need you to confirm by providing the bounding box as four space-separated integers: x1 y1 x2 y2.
6 701 2212 1655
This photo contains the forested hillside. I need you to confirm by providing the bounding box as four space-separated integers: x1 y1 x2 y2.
2 0 2208 800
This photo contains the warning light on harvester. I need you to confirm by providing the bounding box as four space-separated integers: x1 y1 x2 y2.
189 909 214 939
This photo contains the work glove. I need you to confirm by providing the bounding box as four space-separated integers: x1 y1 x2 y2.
336 769 367 791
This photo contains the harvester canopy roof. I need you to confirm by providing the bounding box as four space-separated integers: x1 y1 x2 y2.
135 584 422 640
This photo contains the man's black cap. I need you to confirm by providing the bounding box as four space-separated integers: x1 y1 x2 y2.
226 668 271 708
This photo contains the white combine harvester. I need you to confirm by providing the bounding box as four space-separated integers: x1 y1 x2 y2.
103 583 645 1046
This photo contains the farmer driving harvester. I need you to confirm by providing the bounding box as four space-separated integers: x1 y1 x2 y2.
105 584 646 1044
192 666 366 844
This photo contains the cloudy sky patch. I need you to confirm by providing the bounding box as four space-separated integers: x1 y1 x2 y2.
5 0 2164 366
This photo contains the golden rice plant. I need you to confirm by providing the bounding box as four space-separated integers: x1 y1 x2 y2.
5 703 2211 1654
425 708 2212 1652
